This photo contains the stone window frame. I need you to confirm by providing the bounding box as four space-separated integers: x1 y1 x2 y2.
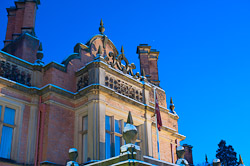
0 97 23 161
75 108 88 163
79 116 88 162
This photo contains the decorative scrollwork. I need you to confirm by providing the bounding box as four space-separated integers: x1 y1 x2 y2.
104 46 144 81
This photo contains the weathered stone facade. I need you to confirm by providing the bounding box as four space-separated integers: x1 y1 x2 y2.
0 1 187 166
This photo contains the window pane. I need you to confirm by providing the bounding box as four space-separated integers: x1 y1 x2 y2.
82 116 88 131
4 107 15 125
115 120 121 133
105 116 111 131
0 126 13 159
0 105 2 120
82 133 88 162
115 136 121 156
105 133 111 159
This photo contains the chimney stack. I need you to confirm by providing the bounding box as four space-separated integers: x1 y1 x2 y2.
183 144 194 166
4 0 40 46
2 0 41 63
137 44 160 86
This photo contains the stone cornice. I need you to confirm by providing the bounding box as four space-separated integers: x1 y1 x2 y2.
152 122 186 140
0 77 148 110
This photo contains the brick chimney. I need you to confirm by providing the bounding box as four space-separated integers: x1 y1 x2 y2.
183 144 194 166
4 0 40 46
137 44 160 86
3 0 41 63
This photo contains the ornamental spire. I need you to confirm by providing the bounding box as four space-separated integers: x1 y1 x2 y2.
205 154 208 163
170 97 175 113
239 154 244 165
121 45 124 54
99 19 105 34
127 111 133 124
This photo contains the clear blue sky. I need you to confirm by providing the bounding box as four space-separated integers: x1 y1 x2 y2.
0 0 249 165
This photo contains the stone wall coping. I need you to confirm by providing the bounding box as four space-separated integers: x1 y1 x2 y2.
143 156 178 166
0 50 34 69
43 61 66 72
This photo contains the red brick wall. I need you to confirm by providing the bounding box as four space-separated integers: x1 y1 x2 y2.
184 145 193 164
23 2 36 28
43 67 76 92
149 59 158 81
5 10 16 41
42 103 75 165
19 105 31 163
139 53 150 75
13 3 25 36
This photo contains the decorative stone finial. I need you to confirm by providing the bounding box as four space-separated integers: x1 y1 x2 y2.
66 148 79 166
121 111 140 158
35 42 44 65
205 154 208 163
95 45 104 61
123 111 137 144
98 45 102 55
239 155 244 166
170 97 176 114
176 146 189 166
127 111 134 124
121 45 124 54
99 19 105 34
213 159 221 166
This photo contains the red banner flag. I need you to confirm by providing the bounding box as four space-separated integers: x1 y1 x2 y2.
155 93 162 131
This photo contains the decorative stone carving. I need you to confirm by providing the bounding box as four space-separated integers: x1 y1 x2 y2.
0 60 32 86
77 74 89 91
105 74 143 102
104 46 145 81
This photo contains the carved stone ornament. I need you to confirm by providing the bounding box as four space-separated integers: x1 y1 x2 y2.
104 46 145 81
0 61 31 86
77 74 89 91
105 74 143 102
